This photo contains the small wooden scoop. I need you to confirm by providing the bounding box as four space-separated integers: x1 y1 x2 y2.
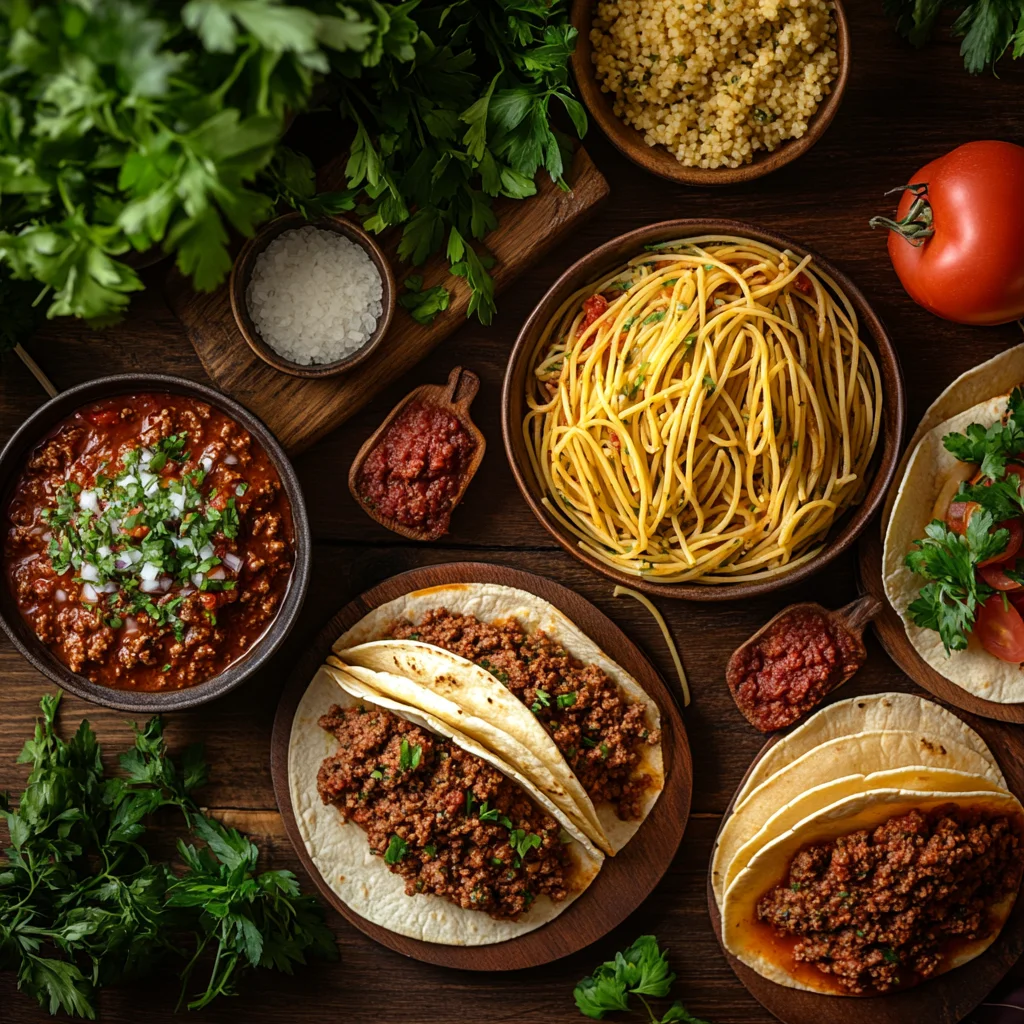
348 366 486 542
726 595 882 733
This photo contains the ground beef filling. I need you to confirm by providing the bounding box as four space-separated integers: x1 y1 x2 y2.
385 609 660 820
316 704 573 920
756 807 1024 995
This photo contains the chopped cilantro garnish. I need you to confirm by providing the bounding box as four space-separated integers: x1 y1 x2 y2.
530 687 551 713
383 835 408 864
399 738 422 771
508 829 542 860
556 692 577 709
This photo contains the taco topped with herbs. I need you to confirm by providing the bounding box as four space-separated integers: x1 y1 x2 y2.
885 380 1024 702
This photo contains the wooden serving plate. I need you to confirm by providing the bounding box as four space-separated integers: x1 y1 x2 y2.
858 530 1024 725
347 367 485 541
570 0 850 187
166 148 609 455
269 562 692 971
708 696 1024 1024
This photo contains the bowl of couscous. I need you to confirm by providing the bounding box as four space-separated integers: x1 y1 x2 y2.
571 0 850 186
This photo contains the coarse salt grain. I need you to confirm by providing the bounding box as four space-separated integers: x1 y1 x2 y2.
246 226 385 365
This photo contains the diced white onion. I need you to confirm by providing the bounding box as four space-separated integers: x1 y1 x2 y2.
139 470 156 487
223 552 243 573
224 454 238 466
55 590 67 603
123 617 139 634
96 545 111 559
140 562 160 581
199 543 215 562
79 563 99 582
79 490 98 513
208 566 226 580
158 576 173 592
81 583 98 603
191 573 205 589
201 456 214 473
172 536 193 552
140 578 163 594
126 548 143 564
99 582 118 594
169 491 185 513
139 448 153 466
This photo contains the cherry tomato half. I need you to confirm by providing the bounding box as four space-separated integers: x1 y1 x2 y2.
975 595 1024 663
978 562 1024 591
872 141 1024 326
979 519 1024 567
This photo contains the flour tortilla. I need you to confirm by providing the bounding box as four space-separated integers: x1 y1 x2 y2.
881 343 1024 531
288 665 603 946
332 582 664 854
884 394 1024 703
737 692 1003 806
712 765 1006 909
721 787 1024 994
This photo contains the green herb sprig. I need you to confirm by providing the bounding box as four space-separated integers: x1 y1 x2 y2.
0 693 335 1018
573 935 708 1023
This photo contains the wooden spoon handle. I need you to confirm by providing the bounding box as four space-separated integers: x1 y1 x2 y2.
441 366 480 408
834 594 883 637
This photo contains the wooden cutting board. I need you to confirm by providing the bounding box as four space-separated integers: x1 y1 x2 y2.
164 148 609 455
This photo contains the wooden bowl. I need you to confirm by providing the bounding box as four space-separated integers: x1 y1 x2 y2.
0 374 311 713
570 0 850 186
500 219 906 603
230 212 396 379
348 367 486 541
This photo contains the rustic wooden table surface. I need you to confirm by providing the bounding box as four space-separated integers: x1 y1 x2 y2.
3 7 1024 1022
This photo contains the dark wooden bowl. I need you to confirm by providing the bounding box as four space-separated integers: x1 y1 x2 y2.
0 374 311 713
347 367 486 541
270 562 692 970
571 0 850 187
230 213 396 379
501 219 906 602
707 698 1024 1023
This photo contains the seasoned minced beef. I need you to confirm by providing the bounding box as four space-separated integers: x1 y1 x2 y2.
385 609 660 819
756 806 1024 994
317 703 574 920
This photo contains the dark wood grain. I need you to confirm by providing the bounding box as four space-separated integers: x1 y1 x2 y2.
570 0 851 187
859 530 1024 724
707 705 1024 1023
269 562 692 970
346 366 486 541
166 147 610 454
4 6 1024 1020
501 217 907 601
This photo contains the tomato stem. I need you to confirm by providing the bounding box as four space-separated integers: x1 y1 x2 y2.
868 183 935 247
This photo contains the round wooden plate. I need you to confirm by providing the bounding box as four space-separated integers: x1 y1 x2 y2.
858 529 1024 724
707 692 1024 1024
270 562 693 970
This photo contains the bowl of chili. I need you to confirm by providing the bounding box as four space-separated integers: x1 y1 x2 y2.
0 374 311 712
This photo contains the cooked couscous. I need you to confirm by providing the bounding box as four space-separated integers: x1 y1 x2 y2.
591 0 838 169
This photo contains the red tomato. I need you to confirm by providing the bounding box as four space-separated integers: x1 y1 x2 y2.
579 294 608 332
945 500 980 535
979 519 1024 566
871 141 1024 325
978 562 1023 591
975 595 1024 663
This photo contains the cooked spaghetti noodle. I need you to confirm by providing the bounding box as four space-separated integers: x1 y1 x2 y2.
523 236 883 584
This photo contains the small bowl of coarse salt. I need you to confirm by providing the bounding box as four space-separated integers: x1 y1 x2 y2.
230 213 395 378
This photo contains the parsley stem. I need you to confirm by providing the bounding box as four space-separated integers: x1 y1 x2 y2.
638 994 659 1024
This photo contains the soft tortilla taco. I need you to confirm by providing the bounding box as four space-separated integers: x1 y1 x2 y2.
331 582 665 855
288 665 603 946
721 787 1024 995
884 384 1024 702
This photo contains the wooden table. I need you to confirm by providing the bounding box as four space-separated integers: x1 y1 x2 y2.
3 8 1023 1022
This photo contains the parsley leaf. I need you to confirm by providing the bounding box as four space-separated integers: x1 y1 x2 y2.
383 835 409 864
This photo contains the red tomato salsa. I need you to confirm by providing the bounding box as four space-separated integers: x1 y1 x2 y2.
355 400 476 535
3 393 295 692
726 607 866 732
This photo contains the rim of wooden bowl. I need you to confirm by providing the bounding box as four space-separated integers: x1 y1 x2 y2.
229 212 396 380
0 374 311 712
500 218 906 603
570 0 851 187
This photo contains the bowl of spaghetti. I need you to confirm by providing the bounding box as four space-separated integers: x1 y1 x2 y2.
502 221 905 600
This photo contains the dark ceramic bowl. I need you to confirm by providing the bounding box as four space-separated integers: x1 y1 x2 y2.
501 219 906 602
0 374 311 712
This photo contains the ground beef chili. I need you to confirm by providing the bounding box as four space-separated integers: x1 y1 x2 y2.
385 609 660 820
354 400 475 535
316 702 573 919
726 607 866 732
3 393 294 691
756 806 1024 995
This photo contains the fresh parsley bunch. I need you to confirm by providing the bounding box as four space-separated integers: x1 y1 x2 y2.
573 935 709 1023
0 693 336 1018
904 388 1024 652
883 0 1024 73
